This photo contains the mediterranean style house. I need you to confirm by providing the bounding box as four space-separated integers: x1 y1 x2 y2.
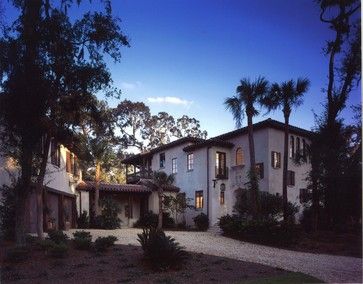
0 140 82 232
122 118 312 226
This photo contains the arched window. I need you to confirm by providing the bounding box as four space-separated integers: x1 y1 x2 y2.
289 136 295 158
296 137 300 156
302 139 307 159
236 148 244 166
220 183 225 205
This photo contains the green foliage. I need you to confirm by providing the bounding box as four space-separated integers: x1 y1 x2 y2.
92 197 122 229
77 211 90 229
49 242 68 258
234 188 299 223
73 231 92 250
134 211 158 228
47 230 69 244
193 213 209 231
5 246 30 263
37 239 57 251
0 184 16 241
163 193 193 224
218 215 300 246
134 211 175 229
94 236 117 252
137 228 188 271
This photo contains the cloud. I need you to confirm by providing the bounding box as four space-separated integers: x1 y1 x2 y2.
147 96 193 106
121 81 141 91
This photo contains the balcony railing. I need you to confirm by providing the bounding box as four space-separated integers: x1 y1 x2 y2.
215 166 229 180
126 169 153 184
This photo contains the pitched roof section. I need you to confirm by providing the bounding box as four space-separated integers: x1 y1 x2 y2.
214 118 313 141
183 139 234 152
121 136 205 164
76 181 151 193
76 180 180 193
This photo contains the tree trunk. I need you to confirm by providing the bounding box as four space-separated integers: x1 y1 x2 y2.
282 115 289 224
247 113 258 219
157 187 163 230
35 135 51 240
95 161 101 215
15 142 33 245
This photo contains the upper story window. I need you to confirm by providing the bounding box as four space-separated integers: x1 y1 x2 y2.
66 151 73 173
255 163 264 179
172 158 177 174
302 139 307 159
296 137 301 156
195 190 203 209
50 139 60 167
236 148 244 166
216 152 227 178
287 170 295 186
187 153 194 171
159 153 165 168
73 156 79 176
271 151 281 169
289 136 295 158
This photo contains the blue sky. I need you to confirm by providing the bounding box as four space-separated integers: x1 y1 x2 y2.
3 0 361 137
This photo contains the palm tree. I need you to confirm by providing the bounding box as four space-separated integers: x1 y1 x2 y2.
224 77 269 219
144 171 175 229
261 78 310 223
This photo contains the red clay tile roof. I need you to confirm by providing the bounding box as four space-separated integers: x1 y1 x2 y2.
76 181 151 193
76 180 180 193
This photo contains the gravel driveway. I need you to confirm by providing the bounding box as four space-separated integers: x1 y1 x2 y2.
67 228 362 283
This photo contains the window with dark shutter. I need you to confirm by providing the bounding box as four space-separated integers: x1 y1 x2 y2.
287 170 295 186
160 153 165 168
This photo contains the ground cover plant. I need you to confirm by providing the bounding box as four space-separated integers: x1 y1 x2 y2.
1 241 322 283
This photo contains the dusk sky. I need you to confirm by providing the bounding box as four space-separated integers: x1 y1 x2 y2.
3 0 361 138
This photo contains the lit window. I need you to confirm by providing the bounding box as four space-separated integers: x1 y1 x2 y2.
255 163 264 179
236 148 244 166
271 151 281 168
172 158 177 174
160 153 165 168
220 184 225 205
187 153 194 171
66 151 72 173
287 170 295 186
289 136 295 158
195 191 203 209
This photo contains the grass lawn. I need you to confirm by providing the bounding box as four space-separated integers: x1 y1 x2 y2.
0 241 324 283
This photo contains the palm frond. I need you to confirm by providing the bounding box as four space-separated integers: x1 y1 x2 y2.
224 96 243 128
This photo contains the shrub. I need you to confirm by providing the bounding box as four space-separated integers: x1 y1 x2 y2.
25 234 38 246
134 211 158 228
47 230 69 244
134 211 175 229
218 215 300 246
73 231 92 250
94 236 117 252
137 228 187 271
49 242 68 258
0 184 16 241
193 213 209 231
77 211 90 229
5 246 29 263
91 198 121 229
162 212 175 229
37 239 57 251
